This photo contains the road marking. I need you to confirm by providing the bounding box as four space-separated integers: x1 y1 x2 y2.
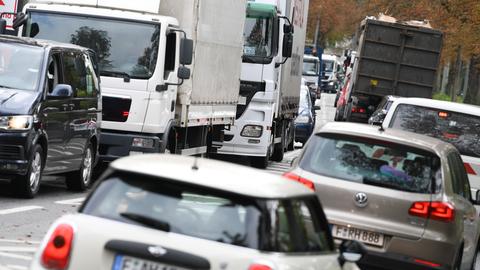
0 247 37 252
0 252 32 261
0 240 40 245
0 206 43 215
55 197 85 206
6 265 28 270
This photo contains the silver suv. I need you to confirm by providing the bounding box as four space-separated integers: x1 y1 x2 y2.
287 122 480 270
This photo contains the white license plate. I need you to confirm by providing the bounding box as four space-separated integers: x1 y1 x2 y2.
113 255 185 270
332 225 384 247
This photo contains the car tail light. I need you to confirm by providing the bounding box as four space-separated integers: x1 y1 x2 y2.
122 111 129 117
41 224 74 270
409 202 454 222
414 258 441 268
283 172 315 190
464 163 477 175
351 106 366 114
249 264 272 270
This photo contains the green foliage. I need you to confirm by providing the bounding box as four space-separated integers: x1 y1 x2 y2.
432 92 464 103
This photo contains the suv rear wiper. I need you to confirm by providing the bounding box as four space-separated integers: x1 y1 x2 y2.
120 212 170 232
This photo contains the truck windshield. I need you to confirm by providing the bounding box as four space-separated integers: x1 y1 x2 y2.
243 17 273 58
303 60 319 76
322 60 334 73
25 12 160 80
0 42 43 91
390 104 480 158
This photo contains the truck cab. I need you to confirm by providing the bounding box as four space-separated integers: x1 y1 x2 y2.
216 0 308 168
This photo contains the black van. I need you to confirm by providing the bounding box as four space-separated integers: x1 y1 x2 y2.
0 35 101 198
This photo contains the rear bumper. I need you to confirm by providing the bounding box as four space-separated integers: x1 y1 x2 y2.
99 130 162 162
358 249 450 270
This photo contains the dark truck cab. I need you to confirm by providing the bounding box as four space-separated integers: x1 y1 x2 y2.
344 17 443 123
0 35 101 198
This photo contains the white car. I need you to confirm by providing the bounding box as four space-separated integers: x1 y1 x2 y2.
31 154 364 270
382 97 480 197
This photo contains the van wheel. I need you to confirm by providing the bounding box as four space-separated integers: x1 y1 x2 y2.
66 143 93 191
12 144 43 198
251 155 268 169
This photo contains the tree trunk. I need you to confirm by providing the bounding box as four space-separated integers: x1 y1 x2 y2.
464 56 480 105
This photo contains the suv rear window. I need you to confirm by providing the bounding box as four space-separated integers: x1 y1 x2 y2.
300 134 442 193
390 104 480 158
81 173 334 253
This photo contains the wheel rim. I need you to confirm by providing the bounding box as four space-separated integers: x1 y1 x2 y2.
82 148 92 185
29 152 42 191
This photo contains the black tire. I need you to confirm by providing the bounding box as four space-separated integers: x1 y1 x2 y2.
66 143 94 191
12 144 44 198
287 137 295 151
271 140 284 162
251 155 269 169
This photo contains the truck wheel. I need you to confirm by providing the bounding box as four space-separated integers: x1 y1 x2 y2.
66 143 94 191
271 139 284 162
12 144 44 198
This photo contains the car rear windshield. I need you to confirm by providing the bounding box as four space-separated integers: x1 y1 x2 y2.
390 104 480 158
300 134 442 193
81 173 333 253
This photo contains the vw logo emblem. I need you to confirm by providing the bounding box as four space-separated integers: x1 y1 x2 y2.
354 192 368 207
148 246 167 257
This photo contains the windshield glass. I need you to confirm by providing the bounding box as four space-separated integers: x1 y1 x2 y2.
0 42 43 91
303 60 319 76
299 89 311 112
391 104 480 158
26 12 160 79
243 17 273 58
82 173 333 253
300 134 441 193
322 60 334 72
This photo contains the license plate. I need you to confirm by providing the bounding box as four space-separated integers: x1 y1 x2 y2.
332 225 384 247
113 255 185 270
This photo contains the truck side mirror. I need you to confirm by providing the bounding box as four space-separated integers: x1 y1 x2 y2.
180 38 193 66
282 33 293 58
12 12 27 29
48 84 73 99
177 66 191 80
0 19 6 34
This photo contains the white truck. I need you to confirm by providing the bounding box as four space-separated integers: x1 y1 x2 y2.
15 0 246 159
215 0 309 168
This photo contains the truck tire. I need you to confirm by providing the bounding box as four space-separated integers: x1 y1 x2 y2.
271 137 284 162
66 143 94 191
12 144 44 198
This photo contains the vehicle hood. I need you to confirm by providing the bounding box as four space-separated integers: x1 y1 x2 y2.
0 88 39 115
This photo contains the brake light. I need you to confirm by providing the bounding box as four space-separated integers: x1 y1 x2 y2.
438 111 449 118
409 202 454 222
351 107 366 114
41 224 74 270
249 264 272 270
464 163 477 175
122 111 129 117
283 172 315 190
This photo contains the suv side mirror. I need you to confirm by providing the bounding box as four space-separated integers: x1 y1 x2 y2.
338 240 366 267
282 33 293 58
48 84 73 99
180 38 193 65
177 66 191 80
12 12 27 29
0 19 6 34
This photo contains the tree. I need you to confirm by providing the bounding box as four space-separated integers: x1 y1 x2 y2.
70 26 112 69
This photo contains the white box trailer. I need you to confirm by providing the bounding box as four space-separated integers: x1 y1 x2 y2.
18 0 246 157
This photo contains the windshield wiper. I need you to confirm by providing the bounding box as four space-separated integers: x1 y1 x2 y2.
101 70 131 80
120 212 170 232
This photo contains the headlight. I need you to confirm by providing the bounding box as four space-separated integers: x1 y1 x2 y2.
295 115 310 124
0 115 33 131
241 125 263 138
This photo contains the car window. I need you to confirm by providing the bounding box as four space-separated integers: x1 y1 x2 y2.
63 51 88 97
448 152 471 200
45 53 62 94
300 134 442 193
390 104 480 158
84 53 99 97
82 173 334 253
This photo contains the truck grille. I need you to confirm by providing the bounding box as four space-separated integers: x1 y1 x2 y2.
236 81 265 119
0 145 23 160
103 96 132 122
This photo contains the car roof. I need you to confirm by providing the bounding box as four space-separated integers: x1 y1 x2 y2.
303 54 319 61
110 154 314 199
392 97 480 116
0 35 88 51
316 122 456 156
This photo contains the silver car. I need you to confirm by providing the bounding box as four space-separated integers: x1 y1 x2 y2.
31 154 363 270
287 122 480 270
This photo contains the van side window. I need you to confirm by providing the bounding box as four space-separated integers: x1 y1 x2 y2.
84 53 99 97
164 32 177 80
63 51 88 97
45 53 61 94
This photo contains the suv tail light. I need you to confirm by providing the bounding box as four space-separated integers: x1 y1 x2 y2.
351 106 366 114
249 264 273 270
283 172 315 190
41 223 74 269
409 202 454 222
